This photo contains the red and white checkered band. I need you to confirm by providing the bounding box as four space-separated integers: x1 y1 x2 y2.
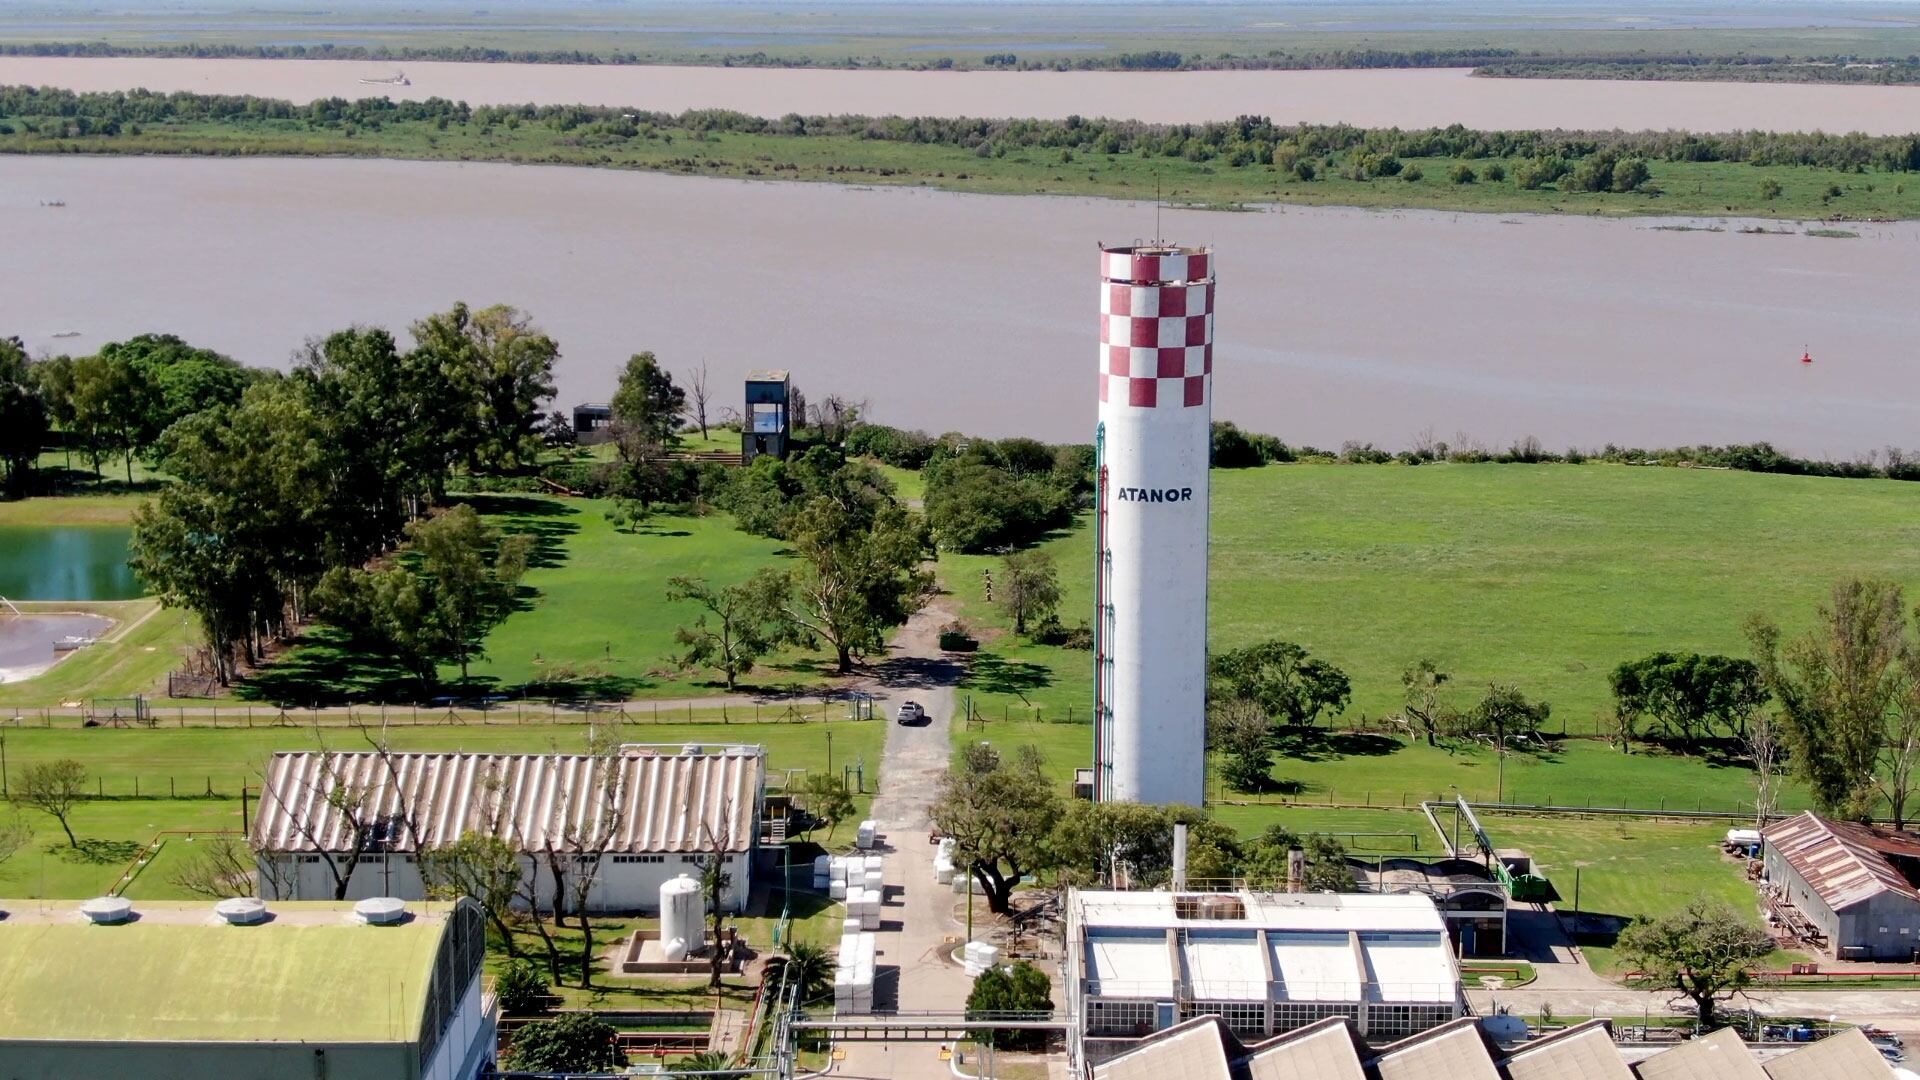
1101 249 1211 285
1097 256 1214 409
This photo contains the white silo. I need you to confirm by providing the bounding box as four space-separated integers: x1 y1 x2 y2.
659 873 704 961
1094 243 1214 806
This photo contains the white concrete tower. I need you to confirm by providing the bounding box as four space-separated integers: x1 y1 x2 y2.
1093 243 1213 806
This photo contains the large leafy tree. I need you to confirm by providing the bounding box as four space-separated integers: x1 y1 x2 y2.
1394 659 1459 747
69 348 155 483
1747 579 1920 826
997 550 1061 637
1611 652 1769 747
412 303 558 474
98 333 252 449
610 350 685 450
778 496 932 673
0 337 49 498
499 1012 621 1073
666 571 793 690
965 961 1054 1049
1460 683 1552 744
932 744 1062 914
1208 640 1352 728
1618 899 1772 1027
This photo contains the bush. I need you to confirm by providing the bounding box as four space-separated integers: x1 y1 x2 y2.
1292 159 1316 181
1482 162 1506 182
1759 178 1783 200
495 960 549 1016
845 422 936 469
1449 163 1477 185
966 961 1054 1049
1401 164 1424 182
923 456 1073 553
500 1012 620 1073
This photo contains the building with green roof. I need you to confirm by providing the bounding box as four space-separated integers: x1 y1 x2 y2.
0 897 493 1080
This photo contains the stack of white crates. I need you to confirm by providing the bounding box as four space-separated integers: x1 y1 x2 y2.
962 941 1001 978
828 855 850 900
856 820 878 849
812 854 832 891
834 931 877 1015
933 837 957 884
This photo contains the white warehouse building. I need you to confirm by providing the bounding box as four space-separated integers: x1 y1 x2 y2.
252 745 765 913
1065 888 1466 1073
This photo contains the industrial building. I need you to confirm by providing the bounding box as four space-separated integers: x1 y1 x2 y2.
1348 857 1510 958
1092 242 1215 806
253 744 764 913
1089 1015 1895 1080
1065 887 1466 1072
0 897 492 1080
1762 811 1920 961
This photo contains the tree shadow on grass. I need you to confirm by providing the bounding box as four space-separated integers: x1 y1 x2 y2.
459 493 581 572
233 625 429 706
57 838 145 865
1270 727 1402 762
962 653 1053 702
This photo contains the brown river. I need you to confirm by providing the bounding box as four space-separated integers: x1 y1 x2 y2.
5 57 1920 133
2 155 1915 456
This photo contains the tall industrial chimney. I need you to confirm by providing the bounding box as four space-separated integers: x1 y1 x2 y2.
1092 243 1213 807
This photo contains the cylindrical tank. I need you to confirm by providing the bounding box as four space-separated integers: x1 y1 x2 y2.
1095 243 1214 806
659 874 704 961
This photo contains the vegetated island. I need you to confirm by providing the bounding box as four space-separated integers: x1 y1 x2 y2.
5 88 1920 220
12 38 1920 86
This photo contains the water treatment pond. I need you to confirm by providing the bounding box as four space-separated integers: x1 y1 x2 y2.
0 612 116 684
0 527 142 601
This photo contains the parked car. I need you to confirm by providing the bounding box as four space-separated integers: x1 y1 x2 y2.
895 701 926 725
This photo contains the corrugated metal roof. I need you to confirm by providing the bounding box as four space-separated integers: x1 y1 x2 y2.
1633 1028 1770 1080
1244 1017 1369 1080
1369 1019 1502 1080
1500 1020 1636 1080
252 748 762 855
1094 1016 1235 1080
1763 1028 1896 1080
1765 812 1920 911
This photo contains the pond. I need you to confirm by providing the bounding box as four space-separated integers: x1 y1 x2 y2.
0 612 116 684
0 527 143 601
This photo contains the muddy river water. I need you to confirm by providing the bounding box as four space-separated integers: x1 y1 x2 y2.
2 154 1914 456
5 57 1920 133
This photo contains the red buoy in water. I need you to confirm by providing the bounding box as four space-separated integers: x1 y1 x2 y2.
1801 350 1814 364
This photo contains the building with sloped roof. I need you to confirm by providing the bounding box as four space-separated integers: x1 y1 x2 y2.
252 745 764 914
1089 1016 1895 1080
0 897 492 1080
1067 888 1465 1073
1763 812 1920 961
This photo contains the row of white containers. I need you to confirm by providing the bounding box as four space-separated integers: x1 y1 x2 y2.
856 819 879 849
962 941 1002 978
814 853 885 899
834 931 878 1014
933 837 957 885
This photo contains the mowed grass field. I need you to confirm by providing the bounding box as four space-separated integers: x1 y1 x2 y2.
945 463 1920 727
0 719 885 900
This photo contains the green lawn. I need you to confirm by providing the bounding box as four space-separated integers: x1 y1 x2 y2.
0 599 199 709
946 463 1920 729
0 492 143 527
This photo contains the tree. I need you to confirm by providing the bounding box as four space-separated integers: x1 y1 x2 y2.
965 961 1053 1049
674 1052 747 1078
1618 899 1772 1027
1208 697 1273 793
1610 652 1769 747
611 351 685 450
1746 706 1785 828
98 333 252 449
19 759 88 847
997 551 1061 637
0 338 49 498
1612 157 1652 193
778 497 932 673
1395 659 1457 747
1461 683 1551 745
499 1011 621 1073
666 571 793 689
764 940 835 1006
795 772 856 840
1050 801 1225 889
1747 579 1919 826
69 348 153 483
686 360 712 439
420 829 524 955
412 303 558 474
0 813 33 874
1240 826 1353 892
923 457 1073 553
541 408 577 448
1208 640 1351 728
932 744 1062 914
169 835 262 899
695 810 737 990
405 504 532 683
32 353 78 472
494 960 549 1017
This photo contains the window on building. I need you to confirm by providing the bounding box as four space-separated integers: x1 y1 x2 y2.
1272 1002 1358 1033
1181 1000 1265 1035
1085 999 1156 1036
681 855 705 865
613 854 665 865
1366 1003 1455 1039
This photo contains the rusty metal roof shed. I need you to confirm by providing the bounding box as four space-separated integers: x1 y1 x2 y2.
252 747 763 855
1765 812 1920 912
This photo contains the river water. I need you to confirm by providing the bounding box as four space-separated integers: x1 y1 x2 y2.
5 57 1920 133
2 155 1915 457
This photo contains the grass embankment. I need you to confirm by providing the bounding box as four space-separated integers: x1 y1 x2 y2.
947 463 1920 730
0 718 886 900
5 110 1917 221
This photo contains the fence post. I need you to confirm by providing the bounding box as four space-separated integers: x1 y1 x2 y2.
170 777 175 798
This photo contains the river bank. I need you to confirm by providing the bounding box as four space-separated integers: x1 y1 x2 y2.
4 154 1913 457
6 58 1920 132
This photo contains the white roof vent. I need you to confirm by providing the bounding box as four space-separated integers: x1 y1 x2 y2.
354 897 408 925
80 896 133 925
215 897 269 925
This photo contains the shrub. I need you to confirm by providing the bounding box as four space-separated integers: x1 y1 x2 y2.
1449 163 1477 185
1401 164 1424 182
500 1012 620 1073
1292 159 1316 181
1759 178 1783 200
495 960 549 1016
1482 162 1506 182
966 961 1054 1049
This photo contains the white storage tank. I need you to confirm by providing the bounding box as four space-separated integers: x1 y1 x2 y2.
660 874 704 961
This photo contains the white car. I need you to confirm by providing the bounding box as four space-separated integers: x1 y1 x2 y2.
895 701 926 725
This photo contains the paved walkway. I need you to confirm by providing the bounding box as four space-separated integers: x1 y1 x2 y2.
832 600 977 1080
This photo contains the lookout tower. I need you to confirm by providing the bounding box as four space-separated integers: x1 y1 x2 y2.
742 370 791 463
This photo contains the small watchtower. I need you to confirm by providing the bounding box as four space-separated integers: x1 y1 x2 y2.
743 369 791 463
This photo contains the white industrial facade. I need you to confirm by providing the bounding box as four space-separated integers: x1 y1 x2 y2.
252 745 763 913
1065 888 1465 1074
1094 243 1215 807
